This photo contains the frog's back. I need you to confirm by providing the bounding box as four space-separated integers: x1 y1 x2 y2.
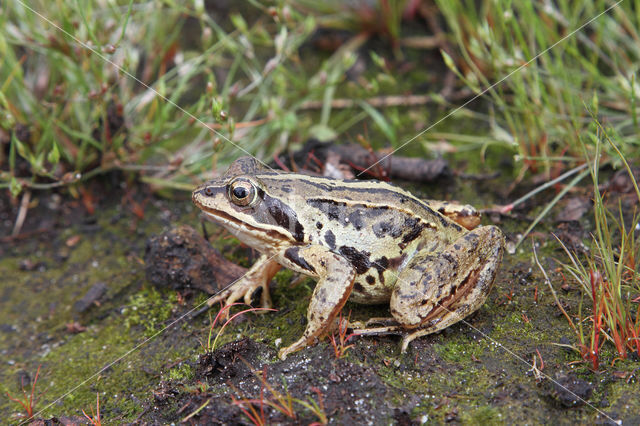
221 157 457 234
257 172 462 233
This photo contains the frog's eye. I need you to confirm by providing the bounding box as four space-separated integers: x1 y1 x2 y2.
228 179 257 207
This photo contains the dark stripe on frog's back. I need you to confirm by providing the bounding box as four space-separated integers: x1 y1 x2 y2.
257 174 463 232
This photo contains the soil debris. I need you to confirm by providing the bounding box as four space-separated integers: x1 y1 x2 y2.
144 225 247 294
555 197 592 222
28 416 87 425
602 166 640 194
276 140 451 182
152 339 396 424
73 281 107 313
544 372 594 408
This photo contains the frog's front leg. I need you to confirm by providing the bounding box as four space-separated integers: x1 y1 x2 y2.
279 246 355 360
392 225 504 351
205 254 281 312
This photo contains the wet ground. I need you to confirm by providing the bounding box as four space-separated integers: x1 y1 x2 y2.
1 166 639 425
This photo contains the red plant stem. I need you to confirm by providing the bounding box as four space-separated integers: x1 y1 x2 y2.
590 270 602 370
233 396 263 426
30 365 40 416
272 154 290 172
6 364 41 418
590 270 597 308
535 349 544 370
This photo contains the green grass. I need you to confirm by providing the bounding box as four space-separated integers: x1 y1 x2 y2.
436 0 640 175
0 1 418 195
550 125 640 369
2 1 639 194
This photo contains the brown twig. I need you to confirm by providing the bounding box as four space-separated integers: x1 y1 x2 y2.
298 90 472 110
1 227 55 243
11 190 31 236
398 35 441 49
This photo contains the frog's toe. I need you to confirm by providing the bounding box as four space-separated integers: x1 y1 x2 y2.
400 329 431 352
241 282 273 310
259 284 273 310
278 337 314 360
350 325 404 337
206 289 233 308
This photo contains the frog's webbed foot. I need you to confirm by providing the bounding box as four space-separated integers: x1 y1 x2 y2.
205 255 280 316
400 329 437 352
349 322 440 353
278 246 355 360
390 225 505 351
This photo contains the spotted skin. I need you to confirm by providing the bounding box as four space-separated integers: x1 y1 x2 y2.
192 156 505 359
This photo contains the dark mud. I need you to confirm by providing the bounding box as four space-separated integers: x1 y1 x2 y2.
1 170 639 424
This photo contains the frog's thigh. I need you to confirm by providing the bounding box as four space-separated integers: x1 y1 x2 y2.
391 226 504 344
279 246 355 360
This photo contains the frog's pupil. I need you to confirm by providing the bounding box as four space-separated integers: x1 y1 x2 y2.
233 186 248 199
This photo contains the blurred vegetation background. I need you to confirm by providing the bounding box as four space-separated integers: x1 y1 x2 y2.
1 0 640 405
1 0 639 197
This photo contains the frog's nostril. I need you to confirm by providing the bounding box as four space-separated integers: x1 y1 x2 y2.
204 187 214 196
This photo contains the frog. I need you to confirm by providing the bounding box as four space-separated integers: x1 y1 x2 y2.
192 156 505 360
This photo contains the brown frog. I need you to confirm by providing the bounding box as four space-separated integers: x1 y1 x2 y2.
192 157 505 359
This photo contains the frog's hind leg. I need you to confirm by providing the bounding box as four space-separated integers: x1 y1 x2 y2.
391 225 504 352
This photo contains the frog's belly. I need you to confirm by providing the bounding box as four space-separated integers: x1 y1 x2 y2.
349 280 392 304
336 240 414 305
348 262 401 304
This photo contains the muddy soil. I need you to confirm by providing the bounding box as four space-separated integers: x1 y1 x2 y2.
1 167 639 425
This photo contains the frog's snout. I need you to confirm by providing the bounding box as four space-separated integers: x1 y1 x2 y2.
192 184 204 201
192 184 211 206
192 183 228 208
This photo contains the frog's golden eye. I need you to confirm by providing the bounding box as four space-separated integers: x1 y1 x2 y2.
228 179 256 207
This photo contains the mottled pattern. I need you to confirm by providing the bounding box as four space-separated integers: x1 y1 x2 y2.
192 157 505 358
284 246 316 273
390 226 504 330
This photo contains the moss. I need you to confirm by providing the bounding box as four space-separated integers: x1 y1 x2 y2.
433 337 486 363
261 271 315 350
3 173 640 423
0 201 202 423
167 363 194 382
123 287 178 337
461 405 503 424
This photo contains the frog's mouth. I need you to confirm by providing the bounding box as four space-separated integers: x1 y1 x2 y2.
195 198 291 243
